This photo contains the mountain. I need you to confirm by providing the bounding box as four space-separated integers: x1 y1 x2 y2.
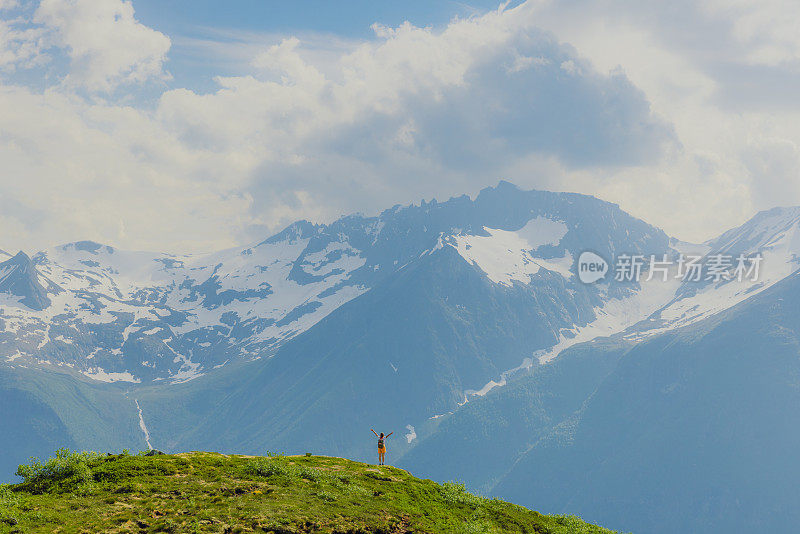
88 184 674 460
400 205 800 533
2 450 617 533
2 183 800 533
0 182 675 477
0 183 664 385
0 251 58 311
399 336 632 495
146 245 604 459
493 269 800 533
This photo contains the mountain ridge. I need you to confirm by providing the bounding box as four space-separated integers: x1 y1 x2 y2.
0 182 670 386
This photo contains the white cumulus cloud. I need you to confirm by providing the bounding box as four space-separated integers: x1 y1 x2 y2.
33 0 170 91
0 2 674 252
2 0 798 252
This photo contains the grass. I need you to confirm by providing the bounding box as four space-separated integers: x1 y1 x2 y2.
0 449 620 533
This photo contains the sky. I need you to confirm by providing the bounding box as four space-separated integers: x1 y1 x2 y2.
0 0 799 253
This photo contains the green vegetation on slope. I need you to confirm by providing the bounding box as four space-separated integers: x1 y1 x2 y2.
0 449 618 534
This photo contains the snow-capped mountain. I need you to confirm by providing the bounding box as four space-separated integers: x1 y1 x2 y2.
0 232 370 383
624 205 800 340
3 183 798 400
0 182 671 386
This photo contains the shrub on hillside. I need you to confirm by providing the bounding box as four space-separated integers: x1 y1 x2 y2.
242 457 295 478
15 448 101 494
0 484 19 526
440 481 484 506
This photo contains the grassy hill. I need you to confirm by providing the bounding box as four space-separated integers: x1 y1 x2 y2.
0 449 619 534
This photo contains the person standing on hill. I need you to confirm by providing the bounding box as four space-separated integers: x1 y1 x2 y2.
371 429 393 465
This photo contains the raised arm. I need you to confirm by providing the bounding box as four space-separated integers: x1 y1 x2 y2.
386 432 393 438
371 429 379 437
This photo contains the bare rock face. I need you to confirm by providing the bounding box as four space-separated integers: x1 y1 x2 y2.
0 251 58 311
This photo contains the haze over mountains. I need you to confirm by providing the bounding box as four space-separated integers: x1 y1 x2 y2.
2 181 800 533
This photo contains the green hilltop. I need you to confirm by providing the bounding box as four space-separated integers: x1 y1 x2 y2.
0 449 619 533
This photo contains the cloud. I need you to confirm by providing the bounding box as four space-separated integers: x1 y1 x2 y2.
33 0 171 91
0 1 677 252
0 84 256 252
507 0 800 241
3 0 797 252
0 12 48 72
701 0 800 66
152 5 674 242
742 137 800 209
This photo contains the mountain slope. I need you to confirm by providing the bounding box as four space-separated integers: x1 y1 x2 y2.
0 450 618 534
399 337 632 494
491 269 800 533
142 244 600 461
0 366 143 480
0 251 57 311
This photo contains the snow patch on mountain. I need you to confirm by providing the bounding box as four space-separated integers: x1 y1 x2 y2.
6 351 25 362
639 208 800 338
451 217 570 286
464 252 687 399
301 242 364 278
82 368 140 383
168 357 203 384
515 216 570 247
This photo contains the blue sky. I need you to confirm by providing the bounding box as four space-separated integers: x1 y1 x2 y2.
0 0 799 253
133 1 510 38
131 1 523 93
